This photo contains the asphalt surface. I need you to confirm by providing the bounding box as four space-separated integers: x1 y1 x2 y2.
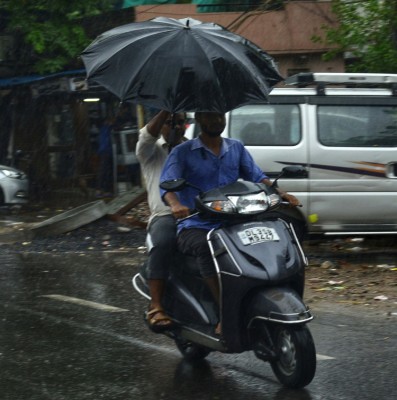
0 199 396 399
0 217 146 253
1 198 396 318
1 245 396 400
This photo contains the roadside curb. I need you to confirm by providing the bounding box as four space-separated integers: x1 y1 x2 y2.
0 187 147 243
30 200 108 238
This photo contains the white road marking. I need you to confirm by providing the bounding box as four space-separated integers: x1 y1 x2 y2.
317 354 335 360
40 294 129 312
37 298 334 360
15 305 178 356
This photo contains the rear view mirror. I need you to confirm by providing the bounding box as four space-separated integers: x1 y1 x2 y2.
271 165 307 188
281 165 308 179
160 178 186 191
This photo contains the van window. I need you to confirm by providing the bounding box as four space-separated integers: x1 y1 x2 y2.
318 105 397 147
229 104 301 146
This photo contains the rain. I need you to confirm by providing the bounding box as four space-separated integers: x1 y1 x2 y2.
1 1 397 399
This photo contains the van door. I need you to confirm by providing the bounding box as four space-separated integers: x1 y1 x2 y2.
226 99 310 209
308 97 397 234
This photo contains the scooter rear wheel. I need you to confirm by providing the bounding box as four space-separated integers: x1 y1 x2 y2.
174 338 211 362
269 325 316 389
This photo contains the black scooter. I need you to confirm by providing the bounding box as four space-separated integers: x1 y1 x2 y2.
133 166 316 389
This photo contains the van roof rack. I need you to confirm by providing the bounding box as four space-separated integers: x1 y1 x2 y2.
285 72 397 95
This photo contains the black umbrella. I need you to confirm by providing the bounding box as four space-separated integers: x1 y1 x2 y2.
81 17 283 113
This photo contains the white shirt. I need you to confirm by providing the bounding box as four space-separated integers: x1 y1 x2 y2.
136 125 171 226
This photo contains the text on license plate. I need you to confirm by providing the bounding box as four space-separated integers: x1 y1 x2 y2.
237 227 280 245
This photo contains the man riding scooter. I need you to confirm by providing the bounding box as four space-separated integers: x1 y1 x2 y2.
160 111 300 335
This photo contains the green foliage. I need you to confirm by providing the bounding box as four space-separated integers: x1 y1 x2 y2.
0 0 116 74
313 0 397 73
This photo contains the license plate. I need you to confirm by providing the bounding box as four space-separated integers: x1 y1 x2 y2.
237 227 280 245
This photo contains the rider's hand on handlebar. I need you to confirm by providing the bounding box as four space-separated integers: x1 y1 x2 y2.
280 192 302 207
170 203 191 219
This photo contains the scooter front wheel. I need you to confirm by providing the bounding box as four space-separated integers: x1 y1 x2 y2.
270 325 316 389
174 337 211 362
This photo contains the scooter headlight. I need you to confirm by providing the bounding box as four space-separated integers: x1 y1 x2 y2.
203 200 237 213
227 192 269 214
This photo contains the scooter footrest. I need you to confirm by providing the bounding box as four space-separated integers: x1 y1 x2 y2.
254 344 277 362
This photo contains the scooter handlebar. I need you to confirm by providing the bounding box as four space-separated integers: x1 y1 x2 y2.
281 201 303 208
176 210 199 223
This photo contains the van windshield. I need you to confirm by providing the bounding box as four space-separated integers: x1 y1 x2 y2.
318 105 397 147
229 104 301 146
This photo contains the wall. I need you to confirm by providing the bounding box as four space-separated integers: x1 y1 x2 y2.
134 1 344 74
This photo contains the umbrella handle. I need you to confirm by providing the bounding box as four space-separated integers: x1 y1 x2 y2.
168 114 179 152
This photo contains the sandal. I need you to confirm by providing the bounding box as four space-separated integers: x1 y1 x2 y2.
215 321 222 336
146 307 174 333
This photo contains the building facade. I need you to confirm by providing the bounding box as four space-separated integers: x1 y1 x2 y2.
134 1 343 77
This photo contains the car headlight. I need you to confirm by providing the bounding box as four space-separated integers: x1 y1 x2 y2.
1 169 24 179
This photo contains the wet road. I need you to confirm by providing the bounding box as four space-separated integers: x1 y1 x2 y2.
0 250 396 400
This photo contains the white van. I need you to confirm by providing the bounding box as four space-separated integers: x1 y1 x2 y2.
186 73 397 236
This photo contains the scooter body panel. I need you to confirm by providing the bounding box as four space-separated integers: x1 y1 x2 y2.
135 218 309 353
244 287 313 326
210 219 304 281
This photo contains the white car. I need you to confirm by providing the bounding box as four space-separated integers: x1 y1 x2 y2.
0 165 29 205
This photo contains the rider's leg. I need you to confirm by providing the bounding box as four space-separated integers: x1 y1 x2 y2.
146 215 177 326
177 228 221 334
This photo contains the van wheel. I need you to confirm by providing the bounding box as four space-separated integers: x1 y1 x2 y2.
270 325 316 389
0 189 4 206
174 337 211 362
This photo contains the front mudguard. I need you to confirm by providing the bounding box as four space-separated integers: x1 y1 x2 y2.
243 287 313 358
244 287 313 327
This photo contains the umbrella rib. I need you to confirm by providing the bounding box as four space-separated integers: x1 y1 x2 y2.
84 28 176 76
197 29 267 86
122 30 182 106
188 30 228 110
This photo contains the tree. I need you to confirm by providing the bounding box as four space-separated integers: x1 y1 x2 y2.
0 1 116 74
313 0 397 73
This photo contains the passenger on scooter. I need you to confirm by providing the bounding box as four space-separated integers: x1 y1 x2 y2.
136 110 187 332
160 112 300 335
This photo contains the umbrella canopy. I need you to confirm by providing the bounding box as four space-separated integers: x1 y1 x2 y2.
81 17 283 113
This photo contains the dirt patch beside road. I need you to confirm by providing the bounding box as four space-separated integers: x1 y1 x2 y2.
304 243 397 318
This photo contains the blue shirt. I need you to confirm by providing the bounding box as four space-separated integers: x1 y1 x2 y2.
160 137 268 232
